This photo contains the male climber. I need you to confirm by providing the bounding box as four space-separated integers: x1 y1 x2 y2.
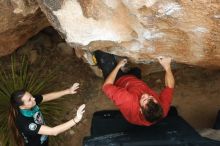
94 51 175 126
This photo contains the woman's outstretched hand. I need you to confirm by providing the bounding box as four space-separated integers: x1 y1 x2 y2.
74 104 85 123
69 83 80 94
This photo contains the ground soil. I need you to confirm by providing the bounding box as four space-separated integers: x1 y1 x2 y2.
2 27 220 146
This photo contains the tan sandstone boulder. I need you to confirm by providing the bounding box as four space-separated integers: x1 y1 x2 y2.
37 0 220 68
0 0 50 56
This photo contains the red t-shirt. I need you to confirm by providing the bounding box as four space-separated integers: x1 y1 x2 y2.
102 75 174 126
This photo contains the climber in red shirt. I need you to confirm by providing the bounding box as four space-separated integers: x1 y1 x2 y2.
94 50 175 126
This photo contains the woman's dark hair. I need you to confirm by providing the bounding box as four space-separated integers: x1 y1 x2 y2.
141 99 163 123
8 89 26 146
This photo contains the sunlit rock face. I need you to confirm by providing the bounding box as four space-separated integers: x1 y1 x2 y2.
0 0 49 56
38 0 220 68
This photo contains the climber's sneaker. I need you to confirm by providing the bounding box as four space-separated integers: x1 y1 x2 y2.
92 54 97 65
81 50 97 66
93 50 117 78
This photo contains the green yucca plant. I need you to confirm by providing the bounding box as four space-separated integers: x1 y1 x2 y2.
0 55 65 146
